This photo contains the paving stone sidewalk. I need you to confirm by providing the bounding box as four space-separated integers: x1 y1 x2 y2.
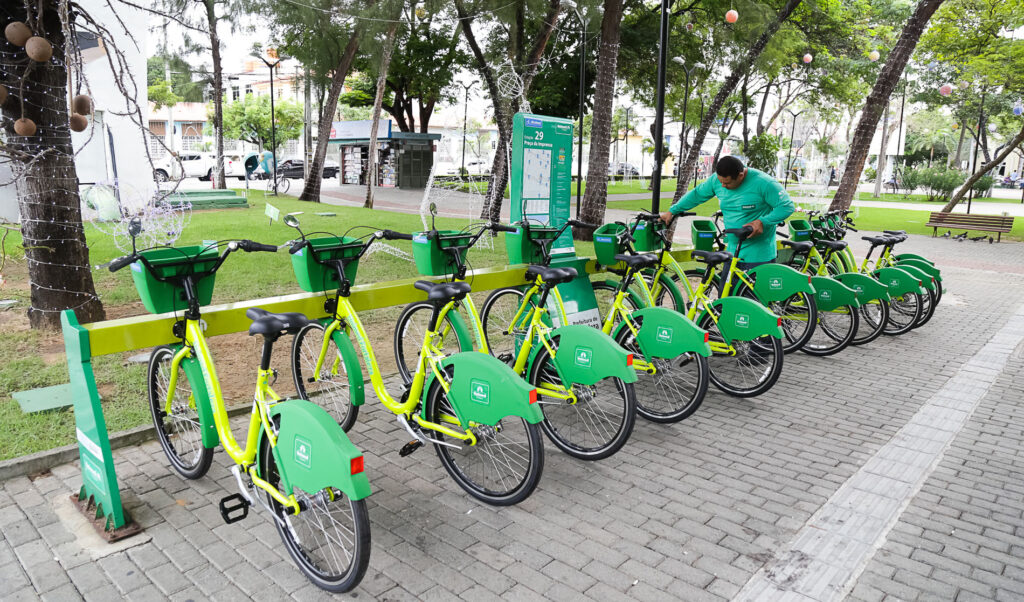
2 234 1023 601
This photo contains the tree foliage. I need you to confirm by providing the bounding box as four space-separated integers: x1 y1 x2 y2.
219 95 304 152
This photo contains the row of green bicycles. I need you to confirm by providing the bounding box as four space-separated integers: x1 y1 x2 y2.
106 204 941 593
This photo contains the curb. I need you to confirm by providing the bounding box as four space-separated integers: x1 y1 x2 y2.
0 404 251 482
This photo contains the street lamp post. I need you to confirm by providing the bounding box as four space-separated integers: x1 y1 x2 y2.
566 1 588 216
783 109 805 190
694 97 704 190
257 51 283 195
966 87 986 215
460 81 477 176
671 56 698 192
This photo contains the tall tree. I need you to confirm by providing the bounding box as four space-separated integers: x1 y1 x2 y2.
220 95 304 152
365 11 402 209
829 0 947 211
577 0 625 237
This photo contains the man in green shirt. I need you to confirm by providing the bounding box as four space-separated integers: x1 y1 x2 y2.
661 156 795 268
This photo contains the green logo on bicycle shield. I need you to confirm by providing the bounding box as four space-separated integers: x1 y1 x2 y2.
769 278 782 290
890 279 899 287
470 379 490 405
574 346 593 367
854 285 863 293
821 290 832 300
656 326 673 342
294 435 312 469
735 314 750 328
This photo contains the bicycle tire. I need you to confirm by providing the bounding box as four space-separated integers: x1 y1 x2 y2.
801 304 859 356
425 369 543 505
292 323 359 432
851 298 889 345
883 291 922 336
148 346 213 480
914 287 937 329
737 285 816 355
258 434 371 592
393 301 467 385
480 287 532 364
528 338 637 460
641 271 687 312
698 313 784 398
614 316 709 423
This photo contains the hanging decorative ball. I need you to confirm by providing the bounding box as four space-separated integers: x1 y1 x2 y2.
70 113 88 132
952 123 959 130
1014 104 1023 117
725 10 739 23
868 50 880 62
939 83 953 96
25 37 53 62
0 84 7 106
803 53 813 64
958 80 969 89
72 94 93 115
415 6 426 18
4 22 31 47
988 123 997 133
686 22 694 31
14 117 36 136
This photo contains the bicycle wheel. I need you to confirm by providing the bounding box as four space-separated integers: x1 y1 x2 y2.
528 339 637 460
425 369 543 505
591 282 640 331
642 271 688 312
698 313 783 398
883 291 921 336
614 317 709 423
685 268 720 303
279 177 291 195
258 435 370 592
394 301 466 385
801 304 858 356
480 287 533 364
148 346 213 479
851 299 889 346
914 287 937 329
738 285 816 354
292 323 359 431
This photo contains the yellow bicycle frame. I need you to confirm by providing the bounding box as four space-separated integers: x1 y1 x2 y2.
596 276 657 375
165 319 299 513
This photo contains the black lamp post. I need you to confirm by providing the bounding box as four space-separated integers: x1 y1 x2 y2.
967 87 986 215
566 1 588 216
460 81 477 176
258 51 283 195
671 56 698 191
783 109 805 190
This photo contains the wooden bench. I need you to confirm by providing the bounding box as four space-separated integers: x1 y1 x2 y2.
925 212 1015 242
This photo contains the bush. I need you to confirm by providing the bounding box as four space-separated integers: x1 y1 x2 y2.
919 167 966 203
900 167 923 198
972 174 994 198
745 133 781 175
864 167 877 182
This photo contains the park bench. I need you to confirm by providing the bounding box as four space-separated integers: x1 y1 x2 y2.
924 211 1015 242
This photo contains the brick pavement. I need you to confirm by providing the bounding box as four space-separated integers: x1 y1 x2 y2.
1 233 1023 601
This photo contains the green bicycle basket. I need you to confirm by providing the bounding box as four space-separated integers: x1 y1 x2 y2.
291 236 362 293
130 246 220 314
506 223 561 265
593 223 628 265
412 230 474 276
690 219 718 251
631 219 666 252
788 219 813 242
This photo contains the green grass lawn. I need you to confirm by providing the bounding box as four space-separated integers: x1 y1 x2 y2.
788 189 1013 205
809 206 1024 241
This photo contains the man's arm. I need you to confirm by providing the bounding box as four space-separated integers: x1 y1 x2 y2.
660 177 716 223
759 180 796 226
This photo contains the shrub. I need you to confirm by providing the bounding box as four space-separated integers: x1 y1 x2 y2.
972 174 994 198
919 167 966 202
864 167 877 182
900 167 923 198
745 133 781 175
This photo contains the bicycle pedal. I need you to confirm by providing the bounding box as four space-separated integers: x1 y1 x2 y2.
399 439 423 457
218 493 250 525
497 352 514 365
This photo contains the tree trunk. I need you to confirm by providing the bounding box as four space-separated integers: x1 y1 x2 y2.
873 102 890 198
829 0 947 211
756 79 773 136
941 123 1024 212
205 0 226 189
741 73 749 152
577 0 625 238
3 3 104 328
671 0 802 203
365 20 400 209
951 120 966 168
713 117 736 167
299 33 360 202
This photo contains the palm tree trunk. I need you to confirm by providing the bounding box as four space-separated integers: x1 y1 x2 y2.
577 0 625 238
941 123 1024 211
829 0 947 211
365 19 400 209
205 0 226 189
299 33 360 202
671 0 803 204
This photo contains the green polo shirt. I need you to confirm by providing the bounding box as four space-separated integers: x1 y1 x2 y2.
669 167 795 263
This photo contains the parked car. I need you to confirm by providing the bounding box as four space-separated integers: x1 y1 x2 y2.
609 162 639 177
437 160 490 176
153 152 236 182
223 153 266 180
276 158 340 179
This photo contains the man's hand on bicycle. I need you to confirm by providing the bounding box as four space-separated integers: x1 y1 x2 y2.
744 219 764 238
659 211 674 224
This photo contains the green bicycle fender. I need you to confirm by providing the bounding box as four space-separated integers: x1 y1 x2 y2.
894 264 936 292
700 297 783 342
833 272 891 303
874 267 924 296
329 326 366 407
894 253 933 266
613 307 711 358
423 352 544 426
896 258 941 282
810 276 861 311
748 263 815 303
547 324 638 385
446 309 477 351
595 279 645 310
263 400 372 501
180 354 221 449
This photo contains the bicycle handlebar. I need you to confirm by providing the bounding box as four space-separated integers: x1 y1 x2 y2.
239 240 278 253
108 254 137 272
382 229 413 241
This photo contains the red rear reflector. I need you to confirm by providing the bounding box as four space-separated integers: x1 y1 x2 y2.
626 354 634 366
529 389 538 404
777 317 783 327
350 456 364 475
704 332 710 342
808 276 812 284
